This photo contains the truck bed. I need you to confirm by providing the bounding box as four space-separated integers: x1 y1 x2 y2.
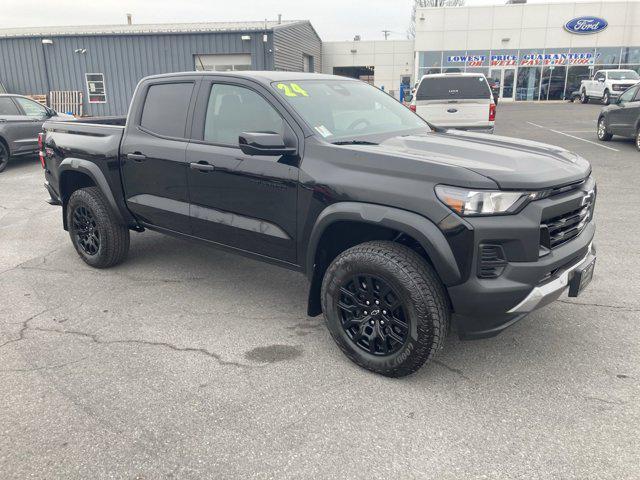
42 119 126 213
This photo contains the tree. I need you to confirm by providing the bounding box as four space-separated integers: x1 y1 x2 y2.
407 0 466 38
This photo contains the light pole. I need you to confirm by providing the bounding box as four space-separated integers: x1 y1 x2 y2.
41 38 53 101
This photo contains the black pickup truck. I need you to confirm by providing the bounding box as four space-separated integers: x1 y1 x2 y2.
41 72 596 377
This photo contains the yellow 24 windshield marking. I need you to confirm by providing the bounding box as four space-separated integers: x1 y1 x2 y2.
277 83 309 97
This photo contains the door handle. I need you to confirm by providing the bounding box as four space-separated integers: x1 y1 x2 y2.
126 152 147 162
447 108 458 113
190 161 215 172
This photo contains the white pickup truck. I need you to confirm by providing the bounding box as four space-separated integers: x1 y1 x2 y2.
580 69 640 105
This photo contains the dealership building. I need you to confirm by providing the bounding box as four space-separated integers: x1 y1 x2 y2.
0 1 639 114
0 20 321 116
413 0 640 101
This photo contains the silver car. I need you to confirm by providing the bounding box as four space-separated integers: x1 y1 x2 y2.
0 94 74 173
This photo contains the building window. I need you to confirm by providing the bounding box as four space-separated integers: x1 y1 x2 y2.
194 54 252 72
85 73 106 103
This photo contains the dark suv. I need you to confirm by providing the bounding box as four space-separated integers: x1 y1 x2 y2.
41 72 596 377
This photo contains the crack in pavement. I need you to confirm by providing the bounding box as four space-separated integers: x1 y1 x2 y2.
0 307 55 350
433 360 471 381
558 299 640 312
0 357 87 373
30 326 259 369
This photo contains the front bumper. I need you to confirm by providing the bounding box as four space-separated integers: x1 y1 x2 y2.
507 242 595 314
446 178 596 339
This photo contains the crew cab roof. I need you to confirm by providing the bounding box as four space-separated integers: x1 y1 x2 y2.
142 71 352 86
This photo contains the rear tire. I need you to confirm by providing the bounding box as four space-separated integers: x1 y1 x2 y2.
580 90 589 104
67 187 130 268
0 142 9 173
636 127 640 152
602 90 611 105
597 117 612 141
321 240 449 377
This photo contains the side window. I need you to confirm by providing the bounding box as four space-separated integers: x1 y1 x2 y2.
619 86 638 104
140 82 194 138
203 83 284 145
634 87 640 102
0 97 20 115
594 72 604 81
14 97 47 117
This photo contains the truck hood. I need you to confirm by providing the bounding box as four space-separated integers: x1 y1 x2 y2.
369 129 591 190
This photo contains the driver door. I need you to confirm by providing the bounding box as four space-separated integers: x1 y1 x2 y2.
185 78 301 264
593 71 606 97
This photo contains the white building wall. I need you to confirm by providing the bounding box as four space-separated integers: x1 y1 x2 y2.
322 40 414 98
414 1 640 53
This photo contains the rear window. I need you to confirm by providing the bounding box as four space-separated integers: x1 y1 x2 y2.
416 76 491 101
140 82 194 138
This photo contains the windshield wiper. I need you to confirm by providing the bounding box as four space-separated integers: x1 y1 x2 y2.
332 140 379 145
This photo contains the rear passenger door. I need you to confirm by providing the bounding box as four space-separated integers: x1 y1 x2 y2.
185 78 301 264
0 97 40 155
120 78 197 233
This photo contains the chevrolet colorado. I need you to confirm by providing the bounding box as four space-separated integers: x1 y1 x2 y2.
41 72 596 377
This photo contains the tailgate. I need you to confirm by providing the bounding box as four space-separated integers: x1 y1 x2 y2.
416 99 490 128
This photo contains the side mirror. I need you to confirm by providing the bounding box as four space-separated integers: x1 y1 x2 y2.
45 107 56 117
598 77 605 83
238 132 296 157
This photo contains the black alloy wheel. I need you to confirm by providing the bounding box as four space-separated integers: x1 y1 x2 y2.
0 143 8 173
337 274 409 356
72 205 101 256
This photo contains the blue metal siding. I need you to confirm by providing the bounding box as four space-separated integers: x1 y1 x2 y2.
0 31 274 116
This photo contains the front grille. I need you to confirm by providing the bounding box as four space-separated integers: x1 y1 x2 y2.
541 202 592 249
614 83 635 91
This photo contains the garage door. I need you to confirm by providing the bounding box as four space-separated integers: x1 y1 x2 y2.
194 54 252 72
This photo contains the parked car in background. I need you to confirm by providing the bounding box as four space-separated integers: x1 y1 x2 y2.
0 94 74 173
410 73 496 133
597 83 640 150
41 71 596 377
580 69 640 105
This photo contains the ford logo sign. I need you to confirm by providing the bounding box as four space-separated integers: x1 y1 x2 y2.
564 16 608 35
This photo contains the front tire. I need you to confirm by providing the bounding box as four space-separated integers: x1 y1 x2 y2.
0 142 9 173
321 241 449 377
67 187 130 268
580 90 589 104
597 117 612 141
602 90 611 105
635 127 640 151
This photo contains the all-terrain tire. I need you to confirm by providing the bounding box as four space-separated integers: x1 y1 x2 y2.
67 187 130 268
602 90 611 105
321 240 450 377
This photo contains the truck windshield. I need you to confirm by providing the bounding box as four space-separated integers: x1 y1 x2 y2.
272 80 427 141
608 71 640 80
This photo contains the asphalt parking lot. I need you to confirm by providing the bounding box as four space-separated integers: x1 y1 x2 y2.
1 102 639 479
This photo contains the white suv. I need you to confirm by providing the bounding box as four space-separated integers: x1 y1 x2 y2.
410 73 495 133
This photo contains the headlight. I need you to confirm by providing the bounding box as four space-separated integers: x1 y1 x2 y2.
435 185 544 216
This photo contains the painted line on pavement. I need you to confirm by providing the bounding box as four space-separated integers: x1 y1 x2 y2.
527 122 619 152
